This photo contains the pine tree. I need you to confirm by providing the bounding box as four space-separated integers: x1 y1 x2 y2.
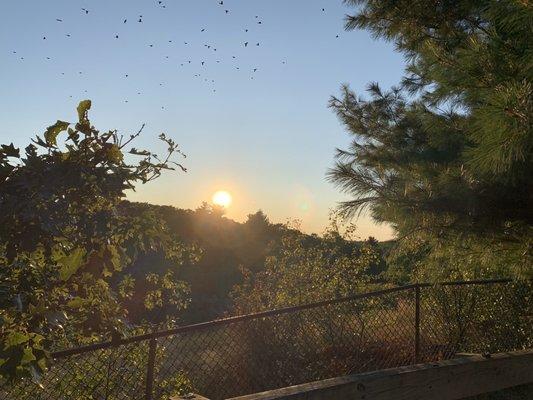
329 0 532 279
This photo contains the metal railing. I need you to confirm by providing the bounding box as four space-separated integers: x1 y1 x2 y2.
2 279 531 400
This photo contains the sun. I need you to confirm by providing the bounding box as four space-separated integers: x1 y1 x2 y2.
212 190 232 208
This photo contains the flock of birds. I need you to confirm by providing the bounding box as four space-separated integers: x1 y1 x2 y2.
10 1 340 108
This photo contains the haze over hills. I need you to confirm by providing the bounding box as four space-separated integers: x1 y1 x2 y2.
120 200 393 324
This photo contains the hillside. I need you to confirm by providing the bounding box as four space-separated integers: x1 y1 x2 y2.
120 201 390 324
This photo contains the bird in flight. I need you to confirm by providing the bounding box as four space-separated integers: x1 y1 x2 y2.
19 2 303 107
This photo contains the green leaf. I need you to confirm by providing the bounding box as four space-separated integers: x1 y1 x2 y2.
106 144 123 162
58 248 87 281
66 297 85 308
77 100 92 123
44 120 69 146
21 348 36 365
37 357 47 371
5 332 29 347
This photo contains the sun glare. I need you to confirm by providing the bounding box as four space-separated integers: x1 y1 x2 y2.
212 190 232 208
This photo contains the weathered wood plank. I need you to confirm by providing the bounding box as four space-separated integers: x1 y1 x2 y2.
228 349 533 400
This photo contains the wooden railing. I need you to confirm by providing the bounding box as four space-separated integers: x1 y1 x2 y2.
174 349 533 400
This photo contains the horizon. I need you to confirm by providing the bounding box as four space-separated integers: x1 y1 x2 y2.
0 0 404 240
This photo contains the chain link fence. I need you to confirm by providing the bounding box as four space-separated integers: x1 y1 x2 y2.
1 279 531 400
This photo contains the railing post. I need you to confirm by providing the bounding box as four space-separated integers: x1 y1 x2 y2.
145 337 157 400
414 285 421 363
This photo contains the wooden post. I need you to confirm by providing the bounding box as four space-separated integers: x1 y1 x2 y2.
414 285 421 363
145 337 157 400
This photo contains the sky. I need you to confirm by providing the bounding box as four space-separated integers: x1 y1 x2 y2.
0 0 405 240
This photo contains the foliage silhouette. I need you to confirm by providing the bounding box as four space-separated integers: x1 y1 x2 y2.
0 100 191 382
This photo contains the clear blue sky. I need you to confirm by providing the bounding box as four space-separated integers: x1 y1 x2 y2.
0 0 405 240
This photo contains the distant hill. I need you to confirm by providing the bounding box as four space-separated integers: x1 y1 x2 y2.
119 201 393 323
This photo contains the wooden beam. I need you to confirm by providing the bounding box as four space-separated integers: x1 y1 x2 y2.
228 349 533 400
